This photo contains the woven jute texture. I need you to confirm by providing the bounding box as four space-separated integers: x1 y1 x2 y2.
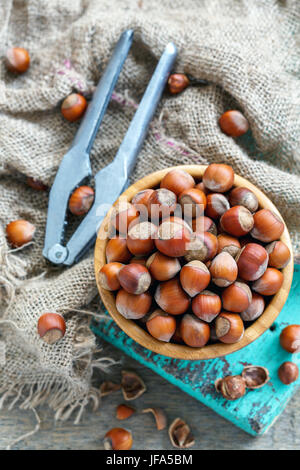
0 0 299 425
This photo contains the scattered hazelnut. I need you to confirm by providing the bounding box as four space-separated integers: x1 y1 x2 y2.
205 193 230 219
160 169 195 195
127 221 157 256
240 292 265 322
217 233 241 258
147 188 177 219
215 312 244 344
202 163 234 193
236 243 269 281
146 251 181 281
252 267 283 296
180 313 210 347
185 231 218 263
222 281 252 313
192 215 217 235
220 206 254 237
116 289 152 320
241 365 270 389
104 428 133 450
219 375 246 400
280 325 300 353
98 262 124 291
167 73 190 94
180 260 211 297
5 47 30 73
61 93 87 122
168 418 195 449
121 370 146 401
219 110 249 137
131 189 154 209
192 290 221 323
251 209 284 242
6 219 36 247
178 187 207 218
155 219 191 257
105 237 132 263
266 240 291 269
142 408 167 430
110 201 138 235
116 404 135 420
278 362 299 385
146 309 177 342
155 278 190 315
37 313 66 345
209 252 238 287
68 186 94 216
229 187 258 212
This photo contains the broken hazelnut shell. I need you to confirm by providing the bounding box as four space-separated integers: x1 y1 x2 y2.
121 370 146 401
116 404 135 420
220 375 246 400
241 365 270 389
142 407 167 430
168 418 195 449
104 428 133 450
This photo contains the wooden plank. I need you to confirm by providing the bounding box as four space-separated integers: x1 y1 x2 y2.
93 264 300 436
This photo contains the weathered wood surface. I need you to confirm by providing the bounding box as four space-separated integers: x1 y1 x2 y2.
0 341 300 450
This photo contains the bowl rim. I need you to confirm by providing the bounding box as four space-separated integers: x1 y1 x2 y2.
94 165 294 360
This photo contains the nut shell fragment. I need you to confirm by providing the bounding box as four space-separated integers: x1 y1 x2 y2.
142 407 167 430
242 365 270 389
100 381 121 397
168 418 195 449
121 370 146 401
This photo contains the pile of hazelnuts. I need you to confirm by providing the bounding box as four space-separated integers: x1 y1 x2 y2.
98 163 291 348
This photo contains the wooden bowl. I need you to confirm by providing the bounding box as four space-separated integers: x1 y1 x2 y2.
95 165 294 360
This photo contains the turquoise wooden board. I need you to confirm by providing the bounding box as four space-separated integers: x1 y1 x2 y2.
92 264 300 436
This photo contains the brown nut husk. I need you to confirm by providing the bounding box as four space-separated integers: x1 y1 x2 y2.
100 381 121 397
242 365 270 389
121 370 146 401
168 418 195 449
220 375 246 400
142 407 167 430
214 378 223 393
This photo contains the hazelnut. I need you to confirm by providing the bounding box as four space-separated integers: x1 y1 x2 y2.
131 189 154 209
167 73 190 94
203 163 234 193
61 93 87 122
180 313 210 347
222 281 252 313
68 186 94 216
251 209 284 242
160 169 195 195
146 309 177 342
240 292 265 321
104 428 133 450
6 219 36 247
192 290 221 323
121 370 146 401
5 47 30 73
106 237 132 263
209 252 238 287
205 193 230 219
219 110 249 137
252 267 283 296
98 262 124 291
220 206 254 237
280 325 300 353
229 187 258 212
266 240 291 269
185 231 218 263
236 243 269 281
116 289 152 320
168 418 195 449
116 404 135 420
129 257 148 266
155 219 191 257
155 278 190 315
147 188 177 219
172 322 184 344
219 375 246 400
142 407 167 430
127 221 157 256
146 251 181 281
180 260 210 297
217 233 241 258
27 177 48 191
215 312 244 344
118 263 151 294
192 215 217 235
195 181 210 195
241 365 270 389
278 362 299 385
37 313 66 345
178 188 207 218
110 201 138 235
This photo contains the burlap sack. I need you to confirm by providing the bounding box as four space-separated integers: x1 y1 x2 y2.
0 0 299 428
